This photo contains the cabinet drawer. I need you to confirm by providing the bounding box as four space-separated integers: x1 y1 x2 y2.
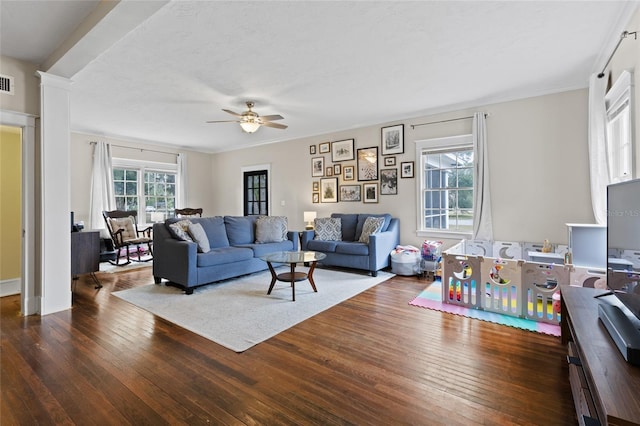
568 342 599 425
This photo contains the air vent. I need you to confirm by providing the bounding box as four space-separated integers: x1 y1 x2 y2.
0 74 15 95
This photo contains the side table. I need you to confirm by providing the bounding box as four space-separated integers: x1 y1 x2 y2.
71 230 102 289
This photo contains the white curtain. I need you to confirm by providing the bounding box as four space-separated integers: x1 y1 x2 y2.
588 73 610 224
176 152 187 209
472 112 493 240
89 141 115 235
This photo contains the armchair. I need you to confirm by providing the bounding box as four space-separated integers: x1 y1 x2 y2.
102 210 153 265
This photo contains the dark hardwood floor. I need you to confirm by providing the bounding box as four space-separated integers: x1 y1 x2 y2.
1 267 576 425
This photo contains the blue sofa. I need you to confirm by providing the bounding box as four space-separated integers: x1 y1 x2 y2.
153 216 298 294
300 213 399 276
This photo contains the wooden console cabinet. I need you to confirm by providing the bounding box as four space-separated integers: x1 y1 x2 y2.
71 230 101 288
561 286 640 425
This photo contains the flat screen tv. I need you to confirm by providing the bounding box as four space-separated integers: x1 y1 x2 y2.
607 179 640 319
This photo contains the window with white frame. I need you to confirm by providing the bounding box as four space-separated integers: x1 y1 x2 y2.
605 70 634 183
112 158 178 223
416 134 474 236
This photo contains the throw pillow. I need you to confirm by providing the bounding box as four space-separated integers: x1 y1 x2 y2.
108 216 137 241
168 219 194 242
358 216 385 244
255 216 288 243
187 222 211 253
314 217 342 241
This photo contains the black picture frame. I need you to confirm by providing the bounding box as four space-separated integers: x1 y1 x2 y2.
339 185 361 202
381 124 404 155
380 168 398 195
331 139 355 162
400 161 414 178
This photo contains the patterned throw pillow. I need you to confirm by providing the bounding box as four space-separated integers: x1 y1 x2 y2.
255 216 288 243
314 217 342 241
187 222 211 253
358 216 385 244
169 219 194 242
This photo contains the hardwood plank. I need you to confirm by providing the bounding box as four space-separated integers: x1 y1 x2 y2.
1 268 576 425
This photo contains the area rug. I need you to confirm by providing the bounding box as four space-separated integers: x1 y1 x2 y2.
113 267 393 352
409 280 561 336
99 261 152 274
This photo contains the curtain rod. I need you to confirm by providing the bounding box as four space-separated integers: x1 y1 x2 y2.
598 30 637 78
89 141 178 157
410 113 488 129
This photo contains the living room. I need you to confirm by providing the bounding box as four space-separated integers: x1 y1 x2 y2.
2 2 640 423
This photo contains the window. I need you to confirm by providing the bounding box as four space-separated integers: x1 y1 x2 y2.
416 134 474 237
605 70 634 183
244 170 268 215
113 159 178 223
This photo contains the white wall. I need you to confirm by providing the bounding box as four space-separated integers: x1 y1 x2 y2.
213 89 592 249
70 132 215 226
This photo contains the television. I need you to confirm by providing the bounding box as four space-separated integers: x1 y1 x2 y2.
607 178 640 297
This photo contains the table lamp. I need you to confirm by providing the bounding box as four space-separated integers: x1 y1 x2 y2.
304 211 317 230
150 212 165 223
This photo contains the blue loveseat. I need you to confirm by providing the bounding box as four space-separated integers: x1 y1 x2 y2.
153 216 298 294
300 213 399 276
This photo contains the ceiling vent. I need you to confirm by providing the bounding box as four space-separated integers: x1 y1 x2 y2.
0 74 15 95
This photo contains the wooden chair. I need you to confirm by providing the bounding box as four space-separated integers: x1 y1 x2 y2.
175 208 203 218
102 210 153 265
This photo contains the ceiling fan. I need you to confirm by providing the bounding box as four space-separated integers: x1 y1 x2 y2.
206 101 288 133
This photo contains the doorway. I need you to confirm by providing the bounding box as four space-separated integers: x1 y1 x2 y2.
0 125 21 296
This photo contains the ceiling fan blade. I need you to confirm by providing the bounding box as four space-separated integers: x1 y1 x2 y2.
206 119 239 123
222 109 242 117
259 114 284 121
262 121 288 129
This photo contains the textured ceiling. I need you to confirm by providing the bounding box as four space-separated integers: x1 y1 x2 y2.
1 1 637 153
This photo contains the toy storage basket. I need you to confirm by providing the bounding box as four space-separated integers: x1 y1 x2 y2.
481 258 523 317
569 266 606 289
521 262 570 324
442 252 482 309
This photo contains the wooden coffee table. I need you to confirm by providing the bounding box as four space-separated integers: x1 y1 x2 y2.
259 251 326 301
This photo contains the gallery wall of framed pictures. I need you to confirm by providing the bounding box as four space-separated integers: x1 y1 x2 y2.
309 124 412 204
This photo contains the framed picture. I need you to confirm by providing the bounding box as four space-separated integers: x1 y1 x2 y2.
343 165 354 181
312 157 324 177
381 124 404 155
384 156 396 166
357 147 378 181
319 142 331 154
310 145 316 155
380 168 398 195
334 164 341 175
312 181 319 191
339 185 361 202
312 193 319 203
331 139 355 162
320 177 338 203
401 161 414 178
326 167 333 176
363 183 379 203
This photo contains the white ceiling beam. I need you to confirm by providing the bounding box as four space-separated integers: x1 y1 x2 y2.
42 0 169 78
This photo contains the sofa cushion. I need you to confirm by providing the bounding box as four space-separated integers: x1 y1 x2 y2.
307 239 339 253
335 242 370 256
331 213 358 242
358 216 386 243
355 214 391 240
167 219 194 242
187 222 211 253
107 216 138 242
238 241 294 257
196 217 230 249
224 216 257 245
196 246 254 267
255 216 288 243
314 217 342 241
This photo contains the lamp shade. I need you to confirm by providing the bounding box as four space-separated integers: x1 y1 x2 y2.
150 212 165 223
303 211 317 222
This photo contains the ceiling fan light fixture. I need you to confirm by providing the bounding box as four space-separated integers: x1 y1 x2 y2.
240 120 261 133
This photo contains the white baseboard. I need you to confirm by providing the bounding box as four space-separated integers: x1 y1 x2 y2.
0 278 21 297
